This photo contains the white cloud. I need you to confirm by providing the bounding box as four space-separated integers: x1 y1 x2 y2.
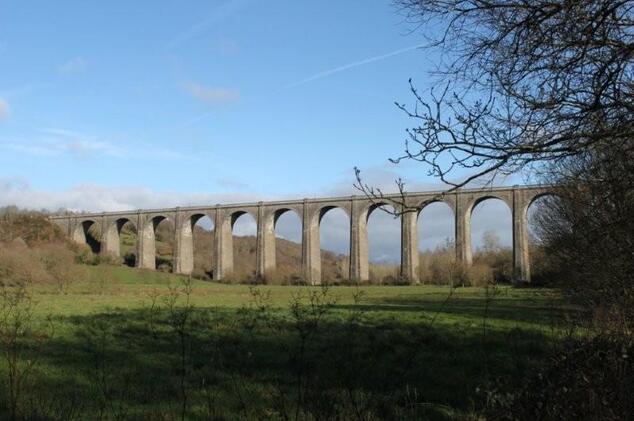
0 178 261 213
58 57 87 74
0 98 9 121
183 82 239 106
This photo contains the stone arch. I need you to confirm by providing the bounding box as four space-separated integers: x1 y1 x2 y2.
215 208 257 281
176 212 214 276
317 205 350 283
228 209 258 281
418 197 455 215
418 199 456 248
360 200 393 221
524 191 560 282
102 217 137 265
525 191 560 218
469 196 513 282
273 207 301 225
317 204 350 223
366 202 401 284
269 208 302 282
467 194 513 217
417 200 456 283
225 209 256 229
72 219 101 253
140 214 174 271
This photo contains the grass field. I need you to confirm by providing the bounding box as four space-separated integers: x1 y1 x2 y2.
0 266 577 420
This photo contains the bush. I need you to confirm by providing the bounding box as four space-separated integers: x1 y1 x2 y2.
262 269 302 285
0 208 67 246
0 241 82 292
419 239 463 285
95 252 122 266
486 334 634 420
190 268 212 281
0 243 49 285
533 143 634 332
74 244 99 265
369 264 400 285
122 252 136 267
34 243 77 287
465 263 493 287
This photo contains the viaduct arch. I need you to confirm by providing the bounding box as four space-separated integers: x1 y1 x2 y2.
50 185 554 284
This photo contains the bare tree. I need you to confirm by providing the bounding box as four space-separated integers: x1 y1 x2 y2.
533 143 634 331
356 0 634 198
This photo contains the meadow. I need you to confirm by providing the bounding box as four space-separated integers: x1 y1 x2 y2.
0 265 576 420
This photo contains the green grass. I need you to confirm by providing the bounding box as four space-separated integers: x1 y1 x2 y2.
2 265 576 420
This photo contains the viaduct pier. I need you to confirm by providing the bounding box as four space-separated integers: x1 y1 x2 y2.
50 185 553 284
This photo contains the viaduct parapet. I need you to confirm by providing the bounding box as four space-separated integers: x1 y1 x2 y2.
49 185 553 284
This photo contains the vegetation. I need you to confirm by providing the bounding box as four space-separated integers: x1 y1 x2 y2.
0 263 573 420
352 1 634 418
418 233 513 287
138 221 514 287
0 207 67 247
0 208 580 420
382 0 634 188
2 0 631 417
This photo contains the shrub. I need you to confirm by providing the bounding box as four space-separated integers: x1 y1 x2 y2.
34 243 77 291
0 243 49 285
369 264 400 285
0 209 67 246
74 244 99 265
157 263 172 273
190 268 211 281
261 269 294 285
0 241 82 291
465 263 493 287
419 239 460 285
122 252 136 267
95 252 122 266
486 334 634 420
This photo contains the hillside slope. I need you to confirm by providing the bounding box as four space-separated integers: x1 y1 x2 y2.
149 225 349 282
98 221 349 282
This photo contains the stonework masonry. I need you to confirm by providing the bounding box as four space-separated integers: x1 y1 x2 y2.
50 185 553 284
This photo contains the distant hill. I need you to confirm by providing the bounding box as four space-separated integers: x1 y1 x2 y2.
119 222 350 283
0 209 379 284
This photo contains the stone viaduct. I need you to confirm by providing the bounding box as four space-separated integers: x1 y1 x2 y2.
49 185 553 284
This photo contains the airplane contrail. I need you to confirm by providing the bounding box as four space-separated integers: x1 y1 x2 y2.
285 43 425 89
165 0 251 51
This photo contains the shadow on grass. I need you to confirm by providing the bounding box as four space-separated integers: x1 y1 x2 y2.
342 289 581 327
0 299 565 420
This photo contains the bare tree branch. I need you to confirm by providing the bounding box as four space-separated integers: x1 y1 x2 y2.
356 1 634 211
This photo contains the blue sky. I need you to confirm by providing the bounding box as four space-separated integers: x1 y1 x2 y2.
0 0 436 196
0 0 524 260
